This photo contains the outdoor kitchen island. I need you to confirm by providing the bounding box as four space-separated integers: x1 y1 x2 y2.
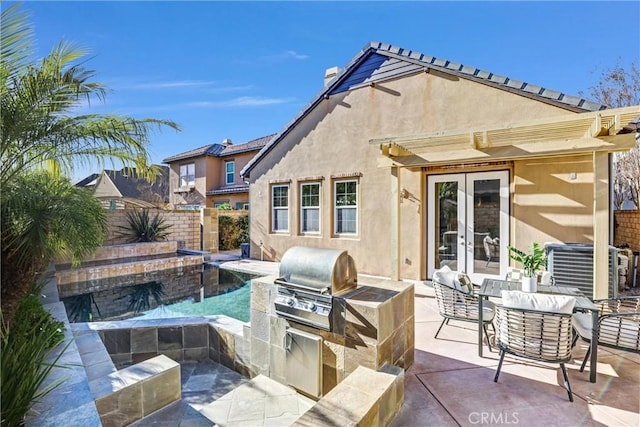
248 247 414 399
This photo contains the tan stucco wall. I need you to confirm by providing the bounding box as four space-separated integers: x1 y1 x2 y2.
511 154 598 251
168 150 258 209
248 71 586 279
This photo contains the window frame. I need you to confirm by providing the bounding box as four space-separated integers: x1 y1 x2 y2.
179 163 195 187
299 182 321 234
225 160 235 185
271 184 290 233
333 179 358 236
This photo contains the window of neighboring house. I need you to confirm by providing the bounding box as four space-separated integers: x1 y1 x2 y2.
235 202 245 210
300 182 320 233
180 163 195 187
334 180 358 235
226 161 235 185
243 203 250 210
109 199 116 210
213 200 230 209
271 184 289 232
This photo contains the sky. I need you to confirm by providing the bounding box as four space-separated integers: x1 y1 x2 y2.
10 1 640 183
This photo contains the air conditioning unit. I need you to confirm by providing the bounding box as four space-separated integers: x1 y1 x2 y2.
545 243 619 299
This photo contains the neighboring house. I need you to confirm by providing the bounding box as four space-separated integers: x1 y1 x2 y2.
76 166 169 209
241 41 639 299
162 135 273 210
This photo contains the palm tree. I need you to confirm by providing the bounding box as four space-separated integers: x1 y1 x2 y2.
1 172 108 322
0 4 180 323
0 4 179 185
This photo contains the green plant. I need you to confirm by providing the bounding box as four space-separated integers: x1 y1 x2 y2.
1 290 68 426
507 242 547 277
116 209 173 242
218 215 249 250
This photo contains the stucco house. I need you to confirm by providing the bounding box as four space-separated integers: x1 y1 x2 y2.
163 135 273 210
76 166 169 209
241 41 639 298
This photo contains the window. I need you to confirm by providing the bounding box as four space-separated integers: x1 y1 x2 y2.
225 161 235 185
334 180 357 235
300 182 320 233
272 185 289 232
180 163 195 187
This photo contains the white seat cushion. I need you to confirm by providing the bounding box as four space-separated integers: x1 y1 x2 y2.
501 290 576 314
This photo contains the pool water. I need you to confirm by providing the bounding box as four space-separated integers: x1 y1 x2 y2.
61 265 256 323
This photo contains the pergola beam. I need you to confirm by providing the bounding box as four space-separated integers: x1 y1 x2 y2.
371 105 640 167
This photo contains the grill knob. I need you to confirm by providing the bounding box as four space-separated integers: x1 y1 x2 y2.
286 297 296 307
308 302 317 311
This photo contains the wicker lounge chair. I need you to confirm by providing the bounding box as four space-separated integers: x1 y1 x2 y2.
433 281 496 351
572 296 640 372
493 291 576 401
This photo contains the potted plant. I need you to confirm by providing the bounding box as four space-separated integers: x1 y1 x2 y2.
507 242 547 292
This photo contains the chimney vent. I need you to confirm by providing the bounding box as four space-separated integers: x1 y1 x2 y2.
222 138 233 147
324 66 340 87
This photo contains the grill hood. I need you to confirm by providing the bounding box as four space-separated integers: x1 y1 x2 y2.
277 246 357 295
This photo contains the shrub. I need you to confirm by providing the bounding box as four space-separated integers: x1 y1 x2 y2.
219 215 249 250
1 287 67 426
116 208 173 243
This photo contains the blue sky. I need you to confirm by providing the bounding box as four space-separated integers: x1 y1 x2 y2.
13 1 640 182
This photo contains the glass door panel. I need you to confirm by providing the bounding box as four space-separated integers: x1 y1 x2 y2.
428 171 509 282
427 174 465 275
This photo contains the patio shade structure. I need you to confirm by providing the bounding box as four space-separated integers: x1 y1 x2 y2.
371 105 640 296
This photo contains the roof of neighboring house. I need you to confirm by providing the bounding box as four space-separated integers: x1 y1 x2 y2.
75 173 101 187
98 165 169 203
241 41 609 178
206 184 250 196
162 134 275 164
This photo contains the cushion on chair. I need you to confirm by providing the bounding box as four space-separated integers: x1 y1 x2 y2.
501 290 576 314
433 266 474 295
455 273 474 295
433 265 457 288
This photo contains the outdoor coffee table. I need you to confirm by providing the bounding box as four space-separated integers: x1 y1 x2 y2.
478 278 599 383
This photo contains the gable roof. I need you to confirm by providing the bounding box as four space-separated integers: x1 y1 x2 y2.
162 134 275 164
241 41 608 178
99 165 169 202
75 173 101 187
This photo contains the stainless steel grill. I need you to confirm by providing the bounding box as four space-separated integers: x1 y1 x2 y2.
274 246 357 331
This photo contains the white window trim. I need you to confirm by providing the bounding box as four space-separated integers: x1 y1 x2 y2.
300 182 321 234
179 163 195 187
334 179 358 236
225 161 235 185
271 184 289 233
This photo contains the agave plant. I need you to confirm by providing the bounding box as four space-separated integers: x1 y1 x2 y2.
116 208 172 243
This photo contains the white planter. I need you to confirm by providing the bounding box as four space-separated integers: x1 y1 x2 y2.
522 276 537 293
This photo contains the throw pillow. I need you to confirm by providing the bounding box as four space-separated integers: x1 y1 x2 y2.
455 273 474 295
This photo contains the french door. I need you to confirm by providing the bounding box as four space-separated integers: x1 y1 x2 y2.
427 171 509 283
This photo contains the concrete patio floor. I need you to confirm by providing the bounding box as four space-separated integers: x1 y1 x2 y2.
390 281 640 427
131 259 639 426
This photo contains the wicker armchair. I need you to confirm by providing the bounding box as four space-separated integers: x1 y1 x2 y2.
433 282 496 351
572 296 640 372
494 305 575 401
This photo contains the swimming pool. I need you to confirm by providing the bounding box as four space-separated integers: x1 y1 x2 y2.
60 265 256 323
